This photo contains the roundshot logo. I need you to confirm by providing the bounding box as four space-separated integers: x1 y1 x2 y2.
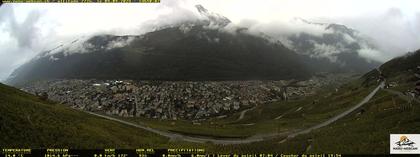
390 134 420 154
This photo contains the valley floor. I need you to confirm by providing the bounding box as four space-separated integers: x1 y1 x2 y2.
1 71 419 154
78 81 383 145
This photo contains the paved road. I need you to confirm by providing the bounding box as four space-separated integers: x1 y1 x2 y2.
83 82 384 145
279 81 385 143
84 110 277 144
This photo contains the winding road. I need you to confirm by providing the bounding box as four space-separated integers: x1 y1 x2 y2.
280 81 384 143
233 106 257 122
83 81 385 145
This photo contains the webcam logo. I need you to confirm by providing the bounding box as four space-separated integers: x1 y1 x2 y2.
395 136 415 147
391 134 420 154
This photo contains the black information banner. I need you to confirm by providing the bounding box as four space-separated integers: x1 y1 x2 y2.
0 149 417 157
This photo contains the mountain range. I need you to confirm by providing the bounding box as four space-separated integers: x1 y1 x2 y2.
6 5 380 85
288 18 380 73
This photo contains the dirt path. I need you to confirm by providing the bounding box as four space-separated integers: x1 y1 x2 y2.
233 106 257 122
384 89 420 103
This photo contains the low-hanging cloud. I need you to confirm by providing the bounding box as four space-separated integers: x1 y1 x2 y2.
0 6 42 49
215 7 420 63
0 5 45 81
1 0 420 81
336 8 420 62
224 18 366 62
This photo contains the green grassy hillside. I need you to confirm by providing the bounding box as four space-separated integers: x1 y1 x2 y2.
117 82 374 139
380 49 420 78
0 83 168 148
194 88 420 154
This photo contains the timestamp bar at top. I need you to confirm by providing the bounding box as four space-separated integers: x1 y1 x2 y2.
1 0 160 3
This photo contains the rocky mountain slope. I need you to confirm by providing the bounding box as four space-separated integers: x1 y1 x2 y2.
7 5 379 85
288 18 381 73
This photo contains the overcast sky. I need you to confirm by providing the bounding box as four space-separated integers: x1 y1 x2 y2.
1 0 420 81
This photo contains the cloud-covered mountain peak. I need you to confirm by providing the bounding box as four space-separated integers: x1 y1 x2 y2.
285 18 381 72
325 23 357 37
195 4 231 27
292 17 326 26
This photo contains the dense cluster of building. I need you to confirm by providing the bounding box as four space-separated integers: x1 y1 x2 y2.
22 74 350 120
